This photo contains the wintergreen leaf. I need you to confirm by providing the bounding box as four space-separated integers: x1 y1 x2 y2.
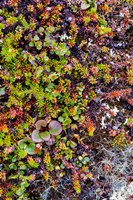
35 120 47 130
48 120 62 135
31 130 43 143
25 143 36 155
40 131 50 141
49 128 59 135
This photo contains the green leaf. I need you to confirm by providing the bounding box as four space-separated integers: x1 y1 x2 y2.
25 143 36 155
58 116 64 122
90 7 97 13
47 26 55 33
77 163 82 168
18 149 27 159
0 138 3 146
21 180 29 188
36 45 42 50
34 35 40 41
44 36 51 46
0 23 5 30
63 118 72 126
28 158 39 168
19 142 27 149
18 138 32 149
98 17 107 26
9 174 19 179
19 162 27 170
9 163 17 170
35 66 43 77
16 188 24 196
29 42 34 47
81 2 90 10
49 128 59 135
73 115 79 120
0 87 5 96
38 27 44 35
12 157 17 162
20 170 25 175
40 131 50 141
64 107 70 116
31 130 43 143
35 41 42 50
70 141 77 148
82 157 90 164
88 131 94 137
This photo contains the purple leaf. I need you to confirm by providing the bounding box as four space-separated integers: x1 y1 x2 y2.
48 120 62 136
31 130 43 143
35 120 47 130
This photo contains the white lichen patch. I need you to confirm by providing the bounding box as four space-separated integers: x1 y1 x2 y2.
91 144 133 200
110 182 133 200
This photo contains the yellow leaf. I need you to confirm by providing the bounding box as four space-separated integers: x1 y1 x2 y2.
88 126 95 136
88 131 94 137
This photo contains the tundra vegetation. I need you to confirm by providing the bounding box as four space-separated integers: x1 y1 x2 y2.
0 0 132 199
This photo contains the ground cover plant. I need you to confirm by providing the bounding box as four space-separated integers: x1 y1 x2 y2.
0 0 133 199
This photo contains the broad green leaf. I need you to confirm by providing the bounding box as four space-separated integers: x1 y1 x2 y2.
48 120 62 135
25 143 36 155
31 130 43 143
49 128 59 135
40 131 50 141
